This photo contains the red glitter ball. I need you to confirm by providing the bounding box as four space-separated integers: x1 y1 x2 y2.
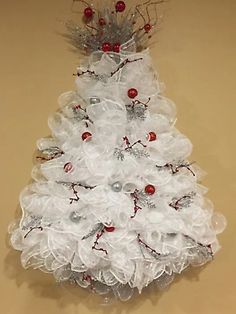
64 162 73 173
113 42 121 53
128 88 138 99
84 7 94 18
148 132 157 142
105 226 115 232
144 23 152 33
115 1 126 12
82 132 92 141
102 42 112 52
145 184 156 195
99 18 106 26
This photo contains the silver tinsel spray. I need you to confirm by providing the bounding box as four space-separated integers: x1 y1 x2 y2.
65 0 165 55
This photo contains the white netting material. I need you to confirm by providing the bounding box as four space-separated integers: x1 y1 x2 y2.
9 41 226 301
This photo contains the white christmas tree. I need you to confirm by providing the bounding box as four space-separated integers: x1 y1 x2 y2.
9 0 226 301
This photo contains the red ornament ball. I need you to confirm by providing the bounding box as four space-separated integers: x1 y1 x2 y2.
84 7 94 19
99 18 106 26
148 131 157 142
105 226 115 232
64 162 73 173
113 42 121 53
145 184 156 195
102 42 112 52
128 88 138 99
144 23 152 33
82 132 92 141
115 1 126 12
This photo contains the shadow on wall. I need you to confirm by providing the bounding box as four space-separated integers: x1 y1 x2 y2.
4 236 207 314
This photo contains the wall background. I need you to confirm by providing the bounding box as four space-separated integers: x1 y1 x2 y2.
0 0 235 313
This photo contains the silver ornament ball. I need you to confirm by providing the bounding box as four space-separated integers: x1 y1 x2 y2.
69 211 81 223
90 97 101 104
111 181 122 192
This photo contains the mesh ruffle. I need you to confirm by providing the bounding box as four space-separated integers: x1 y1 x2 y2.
9 41 226 300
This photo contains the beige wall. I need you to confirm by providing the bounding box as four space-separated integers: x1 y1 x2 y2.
0 0 235 313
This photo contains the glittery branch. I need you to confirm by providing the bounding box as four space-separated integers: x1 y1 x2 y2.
22 215 42 230
114 137 149 160
58 181 96 189
110 58 143 77
132 97 151 108
169 192 196 210
36 147 64 162
124 136 149 158
138 190 156 208
184 235 214 258
126 103 147 120
24 226 43 239
74 69 100 79
137 233 161 258
132 0 165 42
82 223 104 240
92 228 108 255
69 183 80 204
130 189 142 218
57 182 96 204
123 136 147 150
156 161 196 176
126 97 150 121
75 58 143 81
113 148 125 161
72 105 93 124
130 189 156 218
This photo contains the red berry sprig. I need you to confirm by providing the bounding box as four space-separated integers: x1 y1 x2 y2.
148 132 157 142
145 184 156 195
84 7 94 19
104 226 115 232
128 88 138 99
113 43 121 53
102 42 112 52
144 23 152 33
115 1 126 13
82 132 92 141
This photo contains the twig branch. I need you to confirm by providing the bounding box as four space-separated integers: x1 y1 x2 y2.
24 226 43 239
130 189 142 218
110 58 143 77
137 233 161 257
92 228 108 255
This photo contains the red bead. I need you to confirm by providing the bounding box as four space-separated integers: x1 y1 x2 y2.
145 184 156 195
102 42 112 52
148 132 157 142
64 162 73 173
99 18 106 26
82 132 92 141
144 23 152 33
84 7 94 18
113 42 121 53
128 88 138 99
105 226 115 232
115 1 126 12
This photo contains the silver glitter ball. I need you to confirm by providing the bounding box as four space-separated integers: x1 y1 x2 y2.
90 97 101 104
111 181 122 192
69 211 81 223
